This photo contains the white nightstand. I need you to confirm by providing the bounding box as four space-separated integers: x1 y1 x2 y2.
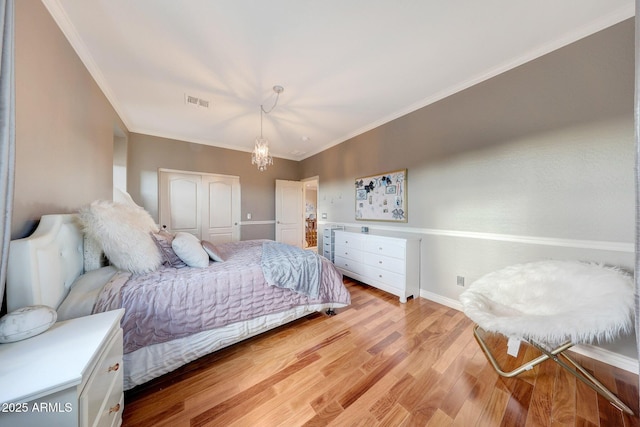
0 309 125 427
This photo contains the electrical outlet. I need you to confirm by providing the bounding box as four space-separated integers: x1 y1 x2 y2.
456 276 465 287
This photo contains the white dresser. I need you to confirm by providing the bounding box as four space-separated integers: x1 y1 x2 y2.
0 309 125 427
333 230 420 303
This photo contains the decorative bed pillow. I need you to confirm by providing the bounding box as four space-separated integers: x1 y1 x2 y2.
57 266 118 321
83 234 109 272
78 200 162 274
0 305 57 343
151 230 187 268
172 232 209 268
202 240 226 262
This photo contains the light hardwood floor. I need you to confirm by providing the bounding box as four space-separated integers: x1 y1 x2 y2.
123 279 639 426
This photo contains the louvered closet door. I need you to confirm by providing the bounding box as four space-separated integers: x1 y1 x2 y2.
159 171 202 238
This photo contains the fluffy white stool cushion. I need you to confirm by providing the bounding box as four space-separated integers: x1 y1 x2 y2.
459 260 634 344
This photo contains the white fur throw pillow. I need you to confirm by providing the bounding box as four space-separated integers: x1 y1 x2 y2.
78 200 162 274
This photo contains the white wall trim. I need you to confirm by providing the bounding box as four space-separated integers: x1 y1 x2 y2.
320 221 634 253
419 290 638 373
240 220 276 226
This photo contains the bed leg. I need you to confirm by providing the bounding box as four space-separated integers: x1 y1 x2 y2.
325 308 336 316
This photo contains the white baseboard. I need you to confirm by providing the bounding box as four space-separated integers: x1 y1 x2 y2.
419 290 639 374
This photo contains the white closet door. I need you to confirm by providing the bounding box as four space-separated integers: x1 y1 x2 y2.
201 174 240 244
159 171 202 238
275 180 304 247
159 169 240 242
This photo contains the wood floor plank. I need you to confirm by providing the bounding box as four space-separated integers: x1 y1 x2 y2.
122 279 639 427
551 363 576 426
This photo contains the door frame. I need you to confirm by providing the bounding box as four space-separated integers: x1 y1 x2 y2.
301 176 319 248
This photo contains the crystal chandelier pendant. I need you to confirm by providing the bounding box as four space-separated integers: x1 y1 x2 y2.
252 136 273 172
251 85 283 171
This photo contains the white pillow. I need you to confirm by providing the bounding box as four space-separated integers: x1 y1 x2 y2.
172 232 209 268
0 305 57 343
78 200 162 274
57 266 118 321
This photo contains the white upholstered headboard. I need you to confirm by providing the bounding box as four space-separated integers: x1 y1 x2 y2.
6 214 84 312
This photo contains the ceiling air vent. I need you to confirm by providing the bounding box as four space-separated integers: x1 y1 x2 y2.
185 94 210 109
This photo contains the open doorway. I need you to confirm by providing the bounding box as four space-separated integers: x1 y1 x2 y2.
302 177 318 251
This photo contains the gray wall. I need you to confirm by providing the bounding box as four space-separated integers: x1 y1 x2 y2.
12 0 127 238
301 20 636 357
127 132 301 240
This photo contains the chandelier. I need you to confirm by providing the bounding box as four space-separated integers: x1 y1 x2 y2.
252 85 284 171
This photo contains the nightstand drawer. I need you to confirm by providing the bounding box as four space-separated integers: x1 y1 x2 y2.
80 328 123 427
97 391 124 427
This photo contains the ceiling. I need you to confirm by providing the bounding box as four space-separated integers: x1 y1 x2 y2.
43 0 634 161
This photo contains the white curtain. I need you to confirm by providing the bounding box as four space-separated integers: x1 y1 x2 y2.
0 0 15 312
636 0 640 411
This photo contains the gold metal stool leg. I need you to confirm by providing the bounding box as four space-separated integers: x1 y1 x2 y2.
473 325 634 416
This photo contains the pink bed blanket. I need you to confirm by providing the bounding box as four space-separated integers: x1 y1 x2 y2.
93 240 350 353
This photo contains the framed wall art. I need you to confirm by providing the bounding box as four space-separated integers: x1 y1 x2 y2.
355 169 407 222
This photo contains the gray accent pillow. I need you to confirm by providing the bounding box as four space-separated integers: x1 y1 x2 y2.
151 230 187 268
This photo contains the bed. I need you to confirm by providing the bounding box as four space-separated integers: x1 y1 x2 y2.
6 208 350 390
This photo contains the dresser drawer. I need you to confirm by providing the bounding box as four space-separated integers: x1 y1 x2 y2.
334 231 365 250
364 264 406 289
80 328 124 427
364 252 405 274
363 236 406 259
334 243 362 262
334 255 365 276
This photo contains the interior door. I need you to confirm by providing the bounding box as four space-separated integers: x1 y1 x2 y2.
159 169 241 242
159 171 202 237
275 180 304 247
201 174 240 244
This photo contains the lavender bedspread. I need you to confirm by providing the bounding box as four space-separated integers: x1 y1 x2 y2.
93 240 350 354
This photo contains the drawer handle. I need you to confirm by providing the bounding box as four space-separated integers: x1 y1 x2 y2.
378 247 383 251
108 362 120 372
109 403 121 415
379 274 383 278
378 261 383 264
